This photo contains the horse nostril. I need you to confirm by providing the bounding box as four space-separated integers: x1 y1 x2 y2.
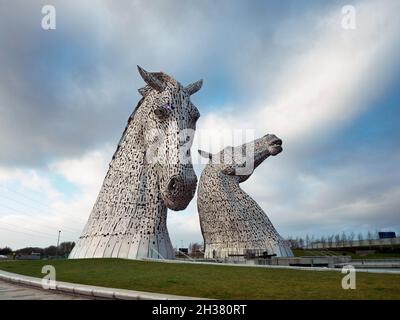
270 138 282 146
168 178 179 193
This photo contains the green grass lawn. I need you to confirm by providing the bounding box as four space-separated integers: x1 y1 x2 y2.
0 259 399 299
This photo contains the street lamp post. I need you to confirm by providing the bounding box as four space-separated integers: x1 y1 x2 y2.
56 230 61 258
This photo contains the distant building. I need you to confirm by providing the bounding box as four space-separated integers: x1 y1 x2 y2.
176 248 189 258
16 252 41 260
378 232 396 239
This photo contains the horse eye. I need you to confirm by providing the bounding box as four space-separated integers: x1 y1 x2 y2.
154 108 166 118
154 105 170 119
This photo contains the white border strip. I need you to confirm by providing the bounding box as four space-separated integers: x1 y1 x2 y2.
0 269 208 300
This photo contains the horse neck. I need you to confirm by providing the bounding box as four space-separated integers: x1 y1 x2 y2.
83 157 167 238
110 118 168 223
128 162 168 231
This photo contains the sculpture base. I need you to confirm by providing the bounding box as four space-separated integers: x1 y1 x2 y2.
204 243 293 260
69 233 175 260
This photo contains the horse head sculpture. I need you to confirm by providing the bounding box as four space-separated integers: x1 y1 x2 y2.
69 66 202 260
197 133 293 259
136 66 202 210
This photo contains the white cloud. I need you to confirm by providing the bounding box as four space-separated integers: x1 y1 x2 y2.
191 0 400 238
0 146 113 249
198 0 400 148
50 146 112 194
0 168 60 200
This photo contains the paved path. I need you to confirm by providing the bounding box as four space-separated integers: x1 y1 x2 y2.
0 279 90 300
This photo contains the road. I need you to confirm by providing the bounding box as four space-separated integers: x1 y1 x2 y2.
0 279 90 300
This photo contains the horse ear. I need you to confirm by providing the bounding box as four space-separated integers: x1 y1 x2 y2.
198 149 212 159
185 79 203 96
137 65 166 92
138 85 152 97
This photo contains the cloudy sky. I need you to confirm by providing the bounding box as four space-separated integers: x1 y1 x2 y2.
0 0 399 249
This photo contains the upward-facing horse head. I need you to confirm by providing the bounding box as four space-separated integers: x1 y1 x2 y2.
197 134 293 259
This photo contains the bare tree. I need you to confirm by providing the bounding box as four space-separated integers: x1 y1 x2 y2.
293 237 300 249
286 236 301 249
189 242 203 257
0 247 12 255
334 234 340 247
349 232 355 247
357 233 363 246
367 230 373 245
298 237 304 249
340 232 347 247
305 234 310 249
328 235 334 248
321 236 326 249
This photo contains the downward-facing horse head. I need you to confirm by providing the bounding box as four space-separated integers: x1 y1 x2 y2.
197 134 293 259
135 66 202 210
69 66 202 260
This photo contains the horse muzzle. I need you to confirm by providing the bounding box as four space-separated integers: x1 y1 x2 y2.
162 171 197 211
